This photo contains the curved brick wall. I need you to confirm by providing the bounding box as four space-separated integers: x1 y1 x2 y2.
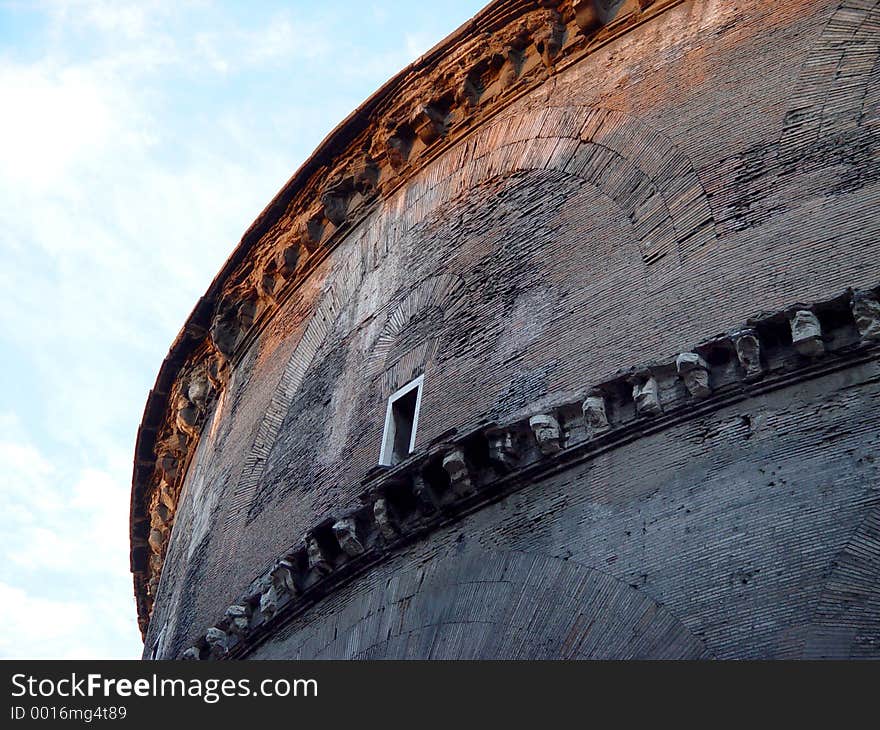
138 0 880 659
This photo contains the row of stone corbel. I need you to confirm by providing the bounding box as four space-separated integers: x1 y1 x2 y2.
174 284 880 659
139 356 224 607
135 0 669 633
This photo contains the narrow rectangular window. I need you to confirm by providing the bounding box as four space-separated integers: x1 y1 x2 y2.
379 376 424 466
150 624 167 660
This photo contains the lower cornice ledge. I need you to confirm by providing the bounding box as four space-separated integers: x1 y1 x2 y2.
170 283 880 660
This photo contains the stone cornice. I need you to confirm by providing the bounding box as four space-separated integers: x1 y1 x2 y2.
131 0 685 637
172 283 880 659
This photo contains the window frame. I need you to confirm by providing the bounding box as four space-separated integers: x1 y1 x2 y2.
379 375 424 466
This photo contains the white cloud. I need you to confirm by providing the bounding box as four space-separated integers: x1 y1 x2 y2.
0 65 115 188
0 419 141 658
0 2 294 660
0 581 138 660
75 1 151 38
0 582 94 659
191 11 335 74
40 0 183 40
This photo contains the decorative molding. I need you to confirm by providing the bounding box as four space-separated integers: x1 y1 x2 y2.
172 282 880 659
131 0 685 635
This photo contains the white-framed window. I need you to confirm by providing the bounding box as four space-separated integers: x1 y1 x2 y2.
150 624 167 660
379 375 424 466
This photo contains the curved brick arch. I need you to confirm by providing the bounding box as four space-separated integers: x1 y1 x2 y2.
779 0 880 168
714 2 880 230
391 106 717 276
366 273 467 394
797 501 880 659
371 274 467 363
265 550 710 660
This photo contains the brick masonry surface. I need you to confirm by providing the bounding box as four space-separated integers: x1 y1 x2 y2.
247 362 880 659
144 0 880 659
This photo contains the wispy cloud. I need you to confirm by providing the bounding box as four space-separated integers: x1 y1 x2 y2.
0 65 117 188
0 0 487 659
0 411 138 658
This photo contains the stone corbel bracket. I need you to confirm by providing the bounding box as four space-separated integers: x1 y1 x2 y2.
131 0 685 637
174 283 880 659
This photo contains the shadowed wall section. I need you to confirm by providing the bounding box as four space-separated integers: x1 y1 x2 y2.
182 102 711 575
798 504 880 659
253 551 710 660
780 0 880 173
219 250 369 555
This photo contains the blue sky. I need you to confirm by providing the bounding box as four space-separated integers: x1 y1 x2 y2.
0 0 486 659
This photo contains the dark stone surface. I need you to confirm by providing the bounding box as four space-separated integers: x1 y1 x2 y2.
250 362 880 659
